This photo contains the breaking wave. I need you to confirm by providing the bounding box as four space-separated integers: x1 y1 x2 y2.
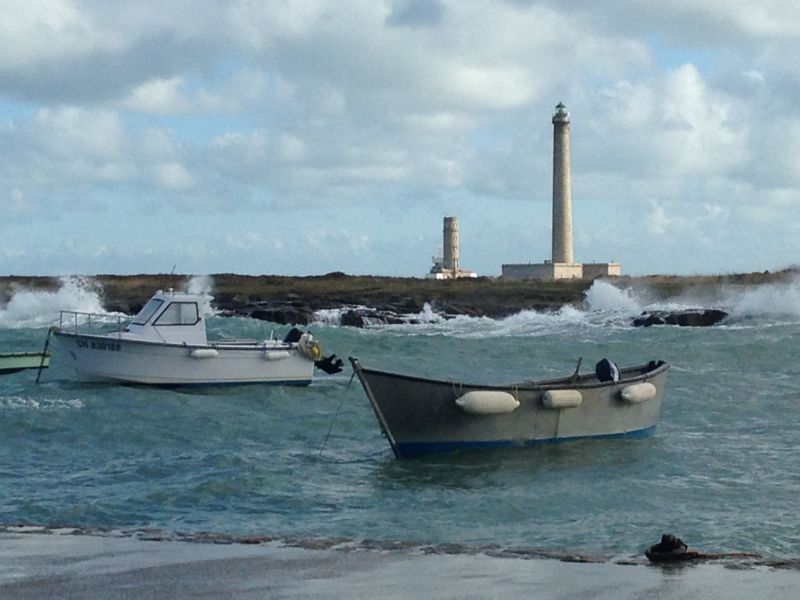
311 277 800 336
2 274 800 333
0 275 219 329
725 276 800 319
180 275 216 317
0 277 108 329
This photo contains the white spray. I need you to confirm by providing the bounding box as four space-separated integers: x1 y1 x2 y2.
181 275 216 317
0 276 108 328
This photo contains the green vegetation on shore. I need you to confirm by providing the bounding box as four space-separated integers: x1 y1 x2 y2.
0 268 796 318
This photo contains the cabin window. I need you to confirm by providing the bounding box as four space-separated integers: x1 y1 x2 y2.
154 302 200 326
131 299 164 325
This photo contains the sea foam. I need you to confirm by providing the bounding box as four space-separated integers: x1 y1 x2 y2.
725 275 800 320
0 276 108 328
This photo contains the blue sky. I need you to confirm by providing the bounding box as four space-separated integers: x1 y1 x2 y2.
2 0 800 277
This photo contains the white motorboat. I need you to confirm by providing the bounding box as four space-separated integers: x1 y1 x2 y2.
52 289 341 385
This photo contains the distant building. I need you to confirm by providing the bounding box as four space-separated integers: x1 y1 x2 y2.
502 103 620 280
429 216 477 279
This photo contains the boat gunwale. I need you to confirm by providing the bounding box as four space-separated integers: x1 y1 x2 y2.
353 359 669 391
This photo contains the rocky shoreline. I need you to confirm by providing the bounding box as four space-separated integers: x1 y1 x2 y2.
0 273 593 326
0 269 794 327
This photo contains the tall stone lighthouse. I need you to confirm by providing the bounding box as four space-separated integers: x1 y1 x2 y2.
501 102 620 280
551 102 574 265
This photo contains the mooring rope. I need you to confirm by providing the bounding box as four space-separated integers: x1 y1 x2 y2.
35 327 53 385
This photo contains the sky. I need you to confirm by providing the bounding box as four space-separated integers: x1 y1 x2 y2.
2 0 800 277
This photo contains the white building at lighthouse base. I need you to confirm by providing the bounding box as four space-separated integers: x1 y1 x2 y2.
500 261 620 280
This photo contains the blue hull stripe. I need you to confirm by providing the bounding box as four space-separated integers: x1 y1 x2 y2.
394 425 657 458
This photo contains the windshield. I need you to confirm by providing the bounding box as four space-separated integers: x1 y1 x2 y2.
154 302 199 326
131 299 164 325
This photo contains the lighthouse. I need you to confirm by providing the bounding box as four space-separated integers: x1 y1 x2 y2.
500 102 620 280
551 102 574 265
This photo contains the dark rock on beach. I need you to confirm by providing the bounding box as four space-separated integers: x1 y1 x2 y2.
633 309 728 328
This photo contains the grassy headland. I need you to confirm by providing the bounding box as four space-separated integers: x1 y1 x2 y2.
0 268 796 322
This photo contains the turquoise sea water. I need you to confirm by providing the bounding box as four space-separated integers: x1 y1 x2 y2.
1 278 799 559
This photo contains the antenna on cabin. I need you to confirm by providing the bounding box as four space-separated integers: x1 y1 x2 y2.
170 265 176 275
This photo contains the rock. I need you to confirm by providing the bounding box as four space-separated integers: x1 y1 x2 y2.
645 533 691 562
249 307 313 325
339 308 409 327
341 310 368 328
633 309 728 327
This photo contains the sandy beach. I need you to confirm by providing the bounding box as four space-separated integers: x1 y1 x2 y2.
1 532 799 599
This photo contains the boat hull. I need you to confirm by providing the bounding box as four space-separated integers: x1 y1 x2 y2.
350 358 669 458
53 331 314 386
0 352 50 375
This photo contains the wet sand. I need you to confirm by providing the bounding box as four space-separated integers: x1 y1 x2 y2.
2 532 799 599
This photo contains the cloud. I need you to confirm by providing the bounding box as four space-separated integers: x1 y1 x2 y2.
123 69 268 115
153 162 194 189
0 0 106 70
647 201 683 236
2 1 800 275
125 76 190 114
386 0 446 28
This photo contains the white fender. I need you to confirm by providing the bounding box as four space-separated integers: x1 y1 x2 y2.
542 389 583 408
264 350 290 360
189 348 219 358
621 382 657 403
456 391 519 415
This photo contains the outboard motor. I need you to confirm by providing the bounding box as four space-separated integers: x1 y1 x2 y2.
595 358 620 382
315 354 344 375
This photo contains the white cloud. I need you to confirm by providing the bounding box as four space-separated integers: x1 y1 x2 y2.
660 64 749 173
278 134 306 162
139 128 181 159
647 202 678 236
0 0 109 70
34 106 127 159
2 1 800 275
125 76 190 114
154 162 194 189
124 69 268 115
223 231 285 251
307 229 370 252
448 66 533 111
225 0 328 51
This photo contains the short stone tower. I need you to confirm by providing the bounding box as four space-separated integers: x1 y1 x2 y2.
428 216 477 279
443 216 460 272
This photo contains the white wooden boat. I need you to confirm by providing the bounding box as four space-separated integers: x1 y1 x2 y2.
52 289 340 385
350 357 669 458
0 351 50 375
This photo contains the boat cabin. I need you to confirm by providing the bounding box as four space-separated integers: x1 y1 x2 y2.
123 289 210 345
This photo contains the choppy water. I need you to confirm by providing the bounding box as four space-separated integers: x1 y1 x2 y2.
1 277 800 559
